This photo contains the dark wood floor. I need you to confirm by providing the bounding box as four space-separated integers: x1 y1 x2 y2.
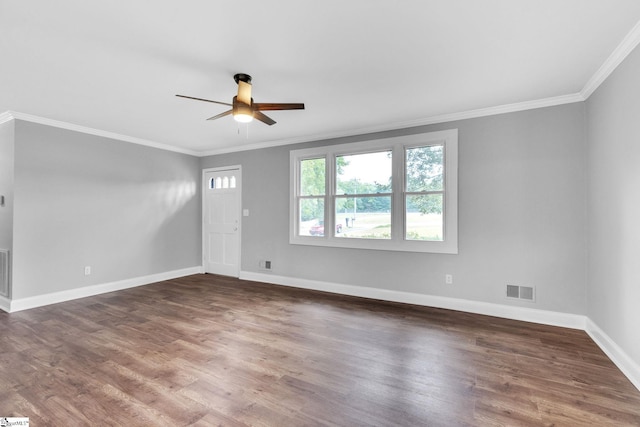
0 274 639 426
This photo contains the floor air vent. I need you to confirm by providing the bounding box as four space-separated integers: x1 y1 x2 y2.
0 250 8 297
506 284 535 302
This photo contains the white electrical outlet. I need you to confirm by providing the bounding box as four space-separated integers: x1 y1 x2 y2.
84 266 91 275
445 274 453 284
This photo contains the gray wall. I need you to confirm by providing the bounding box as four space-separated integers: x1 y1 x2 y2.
201 103 588 314
11 120 201 299
587 44 640 363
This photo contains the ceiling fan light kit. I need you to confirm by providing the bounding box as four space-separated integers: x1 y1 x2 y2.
176 73 304 127
232 96 254 123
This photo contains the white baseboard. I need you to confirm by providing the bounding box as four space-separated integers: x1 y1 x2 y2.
239 271 586 330
5 266 203 313
240 271 640 393
585 319 640 392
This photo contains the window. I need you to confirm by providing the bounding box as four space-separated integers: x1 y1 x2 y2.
298 157 325 236
290 129 458 253
405 144 444 241
336 150 392 239
209 174 237 190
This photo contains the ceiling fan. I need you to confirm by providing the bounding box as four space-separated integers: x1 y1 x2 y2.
176 73 305 126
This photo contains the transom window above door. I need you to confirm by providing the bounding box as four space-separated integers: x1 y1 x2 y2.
209 175 237 190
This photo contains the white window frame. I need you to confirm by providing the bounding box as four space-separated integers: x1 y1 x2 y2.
289 129 458 254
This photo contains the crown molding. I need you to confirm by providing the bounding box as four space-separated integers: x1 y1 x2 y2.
2 111 200 157
197 93 586 156
395 93 586 127
1 92 587 158
581 19 640 99
0 111 15 125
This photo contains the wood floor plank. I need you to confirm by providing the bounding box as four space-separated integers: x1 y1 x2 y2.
0 273 639 426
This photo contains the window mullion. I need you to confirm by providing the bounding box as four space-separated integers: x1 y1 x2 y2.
392 144 404 242
326 153 335 239
405 190 445 196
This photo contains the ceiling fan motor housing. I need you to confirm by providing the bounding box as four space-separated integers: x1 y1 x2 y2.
234 73 252 85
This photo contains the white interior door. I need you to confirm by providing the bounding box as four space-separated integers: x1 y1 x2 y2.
203 167 241 277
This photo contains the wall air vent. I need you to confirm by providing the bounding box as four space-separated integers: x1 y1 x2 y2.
506 284 535 302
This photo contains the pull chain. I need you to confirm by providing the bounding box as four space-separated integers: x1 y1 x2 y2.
237 124 250 138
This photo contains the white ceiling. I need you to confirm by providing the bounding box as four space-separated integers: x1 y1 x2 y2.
2 1 640 156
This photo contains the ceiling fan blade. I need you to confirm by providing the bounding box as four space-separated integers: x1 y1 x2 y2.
253 102 305 111
175 94 232 107
237 80 252 105
206 110 233 121
253 111 276 126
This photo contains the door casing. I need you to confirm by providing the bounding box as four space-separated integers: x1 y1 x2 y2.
202 166 242 277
